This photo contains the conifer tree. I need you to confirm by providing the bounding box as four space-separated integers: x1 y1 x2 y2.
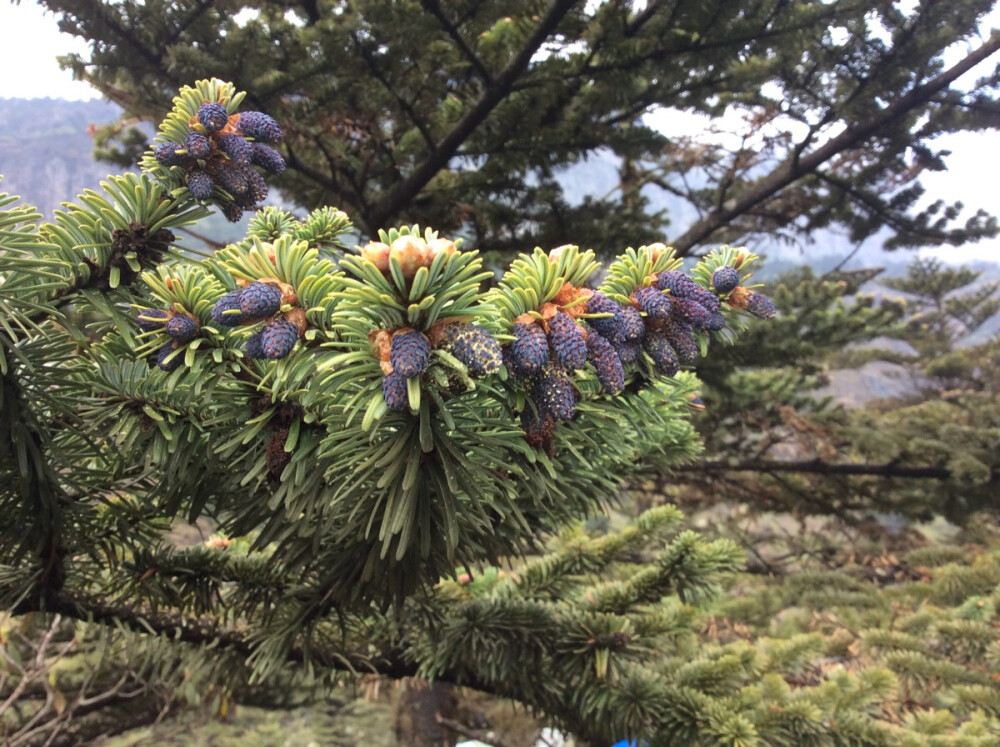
41 0 1000 255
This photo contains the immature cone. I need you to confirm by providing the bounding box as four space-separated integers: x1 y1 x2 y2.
261 319 300 359
585 292 622 339
156 343 183 372
660 319 699 364
389 329 432 378
670 297 712 330
547 311 587 370
712 266 741 294
644 333 680 376
244 329 266 359
633 286 672 319
186 169 215 201
164 313 200 342
236 111 283 144
613 340 641 365
586 331 625 394
382 371 409 412
197 102 229 132
534 363 576 421
211 290 245 327
508 321 550 377
239 282 282 318
445 323 502 376
184 132 213 159
250 143 286 174
746 292 778 319
612 305 645 343
266 427 291 479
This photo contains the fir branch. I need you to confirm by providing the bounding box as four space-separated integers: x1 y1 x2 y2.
365 0 580 228
669 31 1000 254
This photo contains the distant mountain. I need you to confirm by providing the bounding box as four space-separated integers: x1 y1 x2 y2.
0 98 124 218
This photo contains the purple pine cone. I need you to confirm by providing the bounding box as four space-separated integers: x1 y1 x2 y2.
747 292 777 319
653 270 701 297
164 314 199 342
216 133 252 166
390 330 432 378
446 324 502 376
206 157 249 195
712 266 741 294
382 371 409 412
154 142 189 167
706 311 727 331
211 290 244 327
244 330 266 359
156 343 183 372
547 311 587 370
242 166 269 205
633 286 672 319
661 320 699 364
184 132 213 159
186 169 215 200
509 322 550 377
644 333 680 376
239 282 282 318
612 305 645 343
585 292 622 339
223 204 245 223
250 143 286 174
586 331 625 394
613 340 641 365
236 111 283 144
197 102 230 132
136 308 169 331
534 363 576 421
262 319 299 359
670 297 713 330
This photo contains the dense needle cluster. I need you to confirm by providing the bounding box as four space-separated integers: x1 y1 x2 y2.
154 102 286 220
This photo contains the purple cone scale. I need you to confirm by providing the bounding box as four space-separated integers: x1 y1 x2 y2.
236 111 283 144
509 322 550 377
164 314 199 342
547 311 587 370
585 292 622 339
250 143 286 174
644 333 680 376
747 292 777 319
447 324 502 376
245 330 266 359
262 319 299 359
156 343 183 372
712 266 741 294
633 286 672 319
197 102 230 132
382 371 409 412
216 133 252 166
661 320 699 364
186 169 214 200
184 132 213 159
239 282 282 318
586 331 625 394
153 142 188 167
390 330 432 378
613 305 645 343
211 290 245 327
653 270 701 297
706 311 727 331
534 363 576 421
613 340 641 365
670 297 713 330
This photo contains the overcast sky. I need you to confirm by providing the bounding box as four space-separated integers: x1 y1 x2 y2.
1 1 998 263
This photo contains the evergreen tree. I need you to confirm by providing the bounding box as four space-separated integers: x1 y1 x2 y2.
42 0 1000 254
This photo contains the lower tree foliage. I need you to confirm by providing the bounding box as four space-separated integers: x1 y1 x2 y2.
3 79 1000 746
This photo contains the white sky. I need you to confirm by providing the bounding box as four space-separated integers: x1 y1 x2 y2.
0 1 998 262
